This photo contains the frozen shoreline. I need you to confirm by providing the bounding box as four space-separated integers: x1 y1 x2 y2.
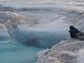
36 7 84 63
36 39 84 63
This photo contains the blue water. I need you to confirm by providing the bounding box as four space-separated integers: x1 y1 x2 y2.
13 31 67 48
0 0 83 63
0 0 69 62
0 41 44 63
0 32 66 63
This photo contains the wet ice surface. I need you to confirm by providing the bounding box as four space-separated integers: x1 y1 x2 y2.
36 39 84 63
77 48 84 63
0 0 84 63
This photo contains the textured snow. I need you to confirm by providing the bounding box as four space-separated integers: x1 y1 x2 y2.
36 8 84 62
77 48 84 63
0 0 84 63
36 39 84 63
36 4 84 63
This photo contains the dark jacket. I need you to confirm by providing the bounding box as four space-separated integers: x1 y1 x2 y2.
69 27 81 38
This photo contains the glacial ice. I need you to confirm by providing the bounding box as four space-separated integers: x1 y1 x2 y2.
36 39 84 63
36 6 84 63
0 0 84 63
0 10 69 48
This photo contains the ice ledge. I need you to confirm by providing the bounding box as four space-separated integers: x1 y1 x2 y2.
36 39 84 63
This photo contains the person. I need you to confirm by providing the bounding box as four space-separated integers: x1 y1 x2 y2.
69 25 84 40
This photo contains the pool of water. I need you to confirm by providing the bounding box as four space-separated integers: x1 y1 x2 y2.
0 0 72 63
0 41 44 63
0 31 67 63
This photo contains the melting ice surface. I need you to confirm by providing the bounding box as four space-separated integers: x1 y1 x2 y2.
0 21 68 63
0 20 69 63
0 15 68 63
0 0 84 63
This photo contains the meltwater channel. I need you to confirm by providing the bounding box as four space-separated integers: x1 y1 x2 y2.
0 29 68 63
0 0 77 63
